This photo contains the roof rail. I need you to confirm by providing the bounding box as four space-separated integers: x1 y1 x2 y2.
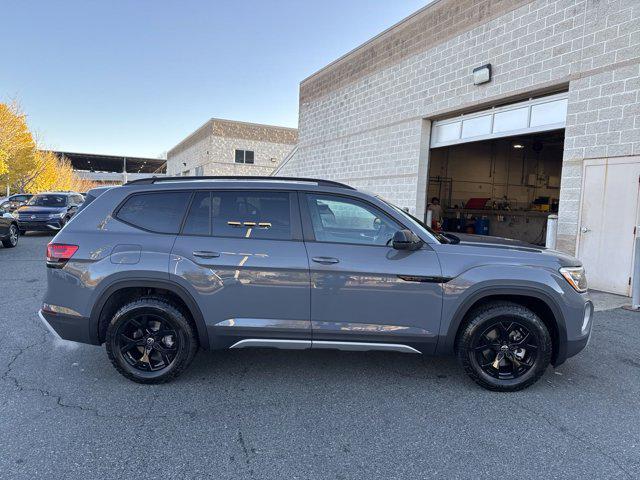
124 175 355 190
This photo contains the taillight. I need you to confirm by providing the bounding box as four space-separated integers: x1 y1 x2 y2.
46 243 78 268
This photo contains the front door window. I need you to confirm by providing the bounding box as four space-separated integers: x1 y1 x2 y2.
305 194 400 246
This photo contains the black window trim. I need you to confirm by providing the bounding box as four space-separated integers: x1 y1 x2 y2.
298 191 419 249
179 190 210 236
177 189 302 242
234 149 255 164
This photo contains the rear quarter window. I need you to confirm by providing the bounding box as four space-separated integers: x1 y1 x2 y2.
116 191 191 234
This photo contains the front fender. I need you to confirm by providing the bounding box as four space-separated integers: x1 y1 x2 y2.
436 264 569 361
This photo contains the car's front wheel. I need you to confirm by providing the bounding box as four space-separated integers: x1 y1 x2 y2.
456 302 552 391
2 224 19 248
105 297 198 384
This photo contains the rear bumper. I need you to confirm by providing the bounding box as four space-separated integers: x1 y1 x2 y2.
38 309 94 344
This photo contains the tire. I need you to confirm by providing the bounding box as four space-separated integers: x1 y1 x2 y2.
105 297 198 384
1 224 19 248
456 301 552 392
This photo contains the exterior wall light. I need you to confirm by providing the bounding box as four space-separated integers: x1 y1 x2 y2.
473 64 492 85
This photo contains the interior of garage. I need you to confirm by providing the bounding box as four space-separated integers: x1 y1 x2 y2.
426 129 564 245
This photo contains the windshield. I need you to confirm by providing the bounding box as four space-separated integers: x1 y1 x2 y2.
26 194 68 207
379 197 450 244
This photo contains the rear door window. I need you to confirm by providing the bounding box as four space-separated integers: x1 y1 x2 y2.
180 190 292 240
212 191 291 240
116 191 191 234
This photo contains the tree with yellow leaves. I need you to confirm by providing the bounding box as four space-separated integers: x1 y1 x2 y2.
0 101 98 194
31 151 98 193
0 102 38 193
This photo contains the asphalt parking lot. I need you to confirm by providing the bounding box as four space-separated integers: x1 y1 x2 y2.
1 234 639 479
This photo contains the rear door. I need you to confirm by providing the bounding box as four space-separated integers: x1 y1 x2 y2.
300 192 443 353
170 190 311 348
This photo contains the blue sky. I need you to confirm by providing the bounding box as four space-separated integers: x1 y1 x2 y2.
1 0 429 158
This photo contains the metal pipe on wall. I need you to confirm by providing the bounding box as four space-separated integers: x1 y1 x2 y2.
545 214 558 249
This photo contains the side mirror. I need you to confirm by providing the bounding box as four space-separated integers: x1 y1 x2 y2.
443 232 460 244
392 229 423 251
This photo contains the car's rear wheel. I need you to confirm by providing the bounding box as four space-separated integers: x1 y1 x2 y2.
2 224 19 248
456 302 552 391
105 297 198 384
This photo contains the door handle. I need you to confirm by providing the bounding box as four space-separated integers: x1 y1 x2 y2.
193 251 221 259
581 226 591 233
311 256 339 264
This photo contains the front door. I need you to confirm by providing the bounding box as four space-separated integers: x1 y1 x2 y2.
170 190 311 348
301 193 443 353
578 158 640 295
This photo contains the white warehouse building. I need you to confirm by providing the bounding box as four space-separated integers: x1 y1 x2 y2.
167 118 297 178
277 0 640 296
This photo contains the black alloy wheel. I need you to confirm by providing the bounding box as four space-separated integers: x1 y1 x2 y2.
472 320 537 380
106 297 198 384
457 302 552 391
116 313 180 372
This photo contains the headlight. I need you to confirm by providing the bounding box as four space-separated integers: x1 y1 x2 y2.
48 212 65 219
12 212 19 219
560 266 588 292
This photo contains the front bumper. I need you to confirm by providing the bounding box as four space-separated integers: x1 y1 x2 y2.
556 298 594 366
38 309 93 344
18 219 63 231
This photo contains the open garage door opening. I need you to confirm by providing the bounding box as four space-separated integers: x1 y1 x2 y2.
425 93 568 245
426 129 565 245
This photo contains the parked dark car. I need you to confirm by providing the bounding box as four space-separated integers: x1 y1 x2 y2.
0 193 33 213
0 203 20 248
14 192 84 234
39 177 592 391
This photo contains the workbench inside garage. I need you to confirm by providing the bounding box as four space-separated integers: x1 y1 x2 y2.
442 209 551 246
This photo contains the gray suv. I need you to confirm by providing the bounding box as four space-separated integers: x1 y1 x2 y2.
39 177 593 391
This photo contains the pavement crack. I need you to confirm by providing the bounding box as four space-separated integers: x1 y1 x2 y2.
1 335 47 385
509 400 634 479
237 429 255 478
0 333 169 420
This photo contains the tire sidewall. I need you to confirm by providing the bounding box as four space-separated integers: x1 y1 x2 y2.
2 224 19 248
458 304 552 391
106 300 195 383
8 224 18 247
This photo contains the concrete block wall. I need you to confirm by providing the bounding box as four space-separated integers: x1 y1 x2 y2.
167 134 211 176
277 118 424 209
557 0 640 253
167 119 297 177
280 0 640 254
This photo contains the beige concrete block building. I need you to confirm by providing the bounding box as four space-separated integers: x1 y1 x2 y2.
167 118 297 177
277 0 640 296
